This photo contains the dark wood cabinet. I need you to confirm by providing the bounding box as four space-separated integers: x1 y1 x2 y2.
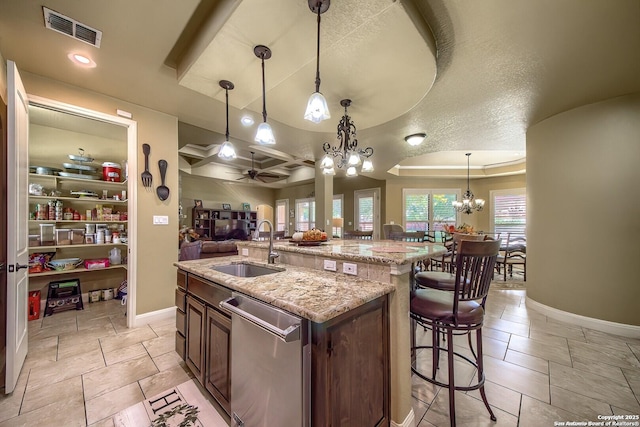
311 296 390 427
205 306 232 414
185 295 206 384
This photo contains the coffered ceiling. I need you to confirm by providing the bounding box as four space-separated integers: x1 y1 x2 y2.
1 0 639 187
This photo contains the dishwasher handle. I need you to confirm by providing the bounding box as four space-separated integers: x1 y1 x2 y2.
220 297 301 343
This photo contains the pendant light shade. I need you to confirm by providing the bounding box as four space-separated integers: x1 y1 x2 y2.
254 45 276 145
218 80 237 160
304 0 331 123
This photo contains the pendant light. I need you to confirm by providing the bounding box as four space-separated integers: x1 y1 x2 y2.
218 80 237 160
254 45 276 145
304 0 331 123
452 153 485 214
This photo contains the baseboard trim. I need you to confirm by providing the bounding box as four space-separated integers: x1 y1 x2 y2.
391 409 416 427
132 306 176 328
526 297 640 339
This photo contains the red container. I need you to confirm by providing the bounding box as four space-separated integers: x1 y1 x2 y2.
28 290 41 320
85 258 110 269
102 162 121 182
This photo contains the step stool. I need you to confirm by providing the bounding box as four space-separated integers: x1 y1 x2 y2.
44 278 84 317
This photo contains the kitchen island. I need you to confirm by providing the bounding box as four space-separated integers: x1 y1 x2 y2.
175 239 447 427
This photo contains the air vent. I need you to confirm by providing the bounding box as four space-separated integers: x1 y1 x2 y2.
43 7 102 48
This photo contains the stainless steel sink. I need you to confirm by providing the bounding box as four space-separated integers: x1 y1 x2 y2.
211 262 283 277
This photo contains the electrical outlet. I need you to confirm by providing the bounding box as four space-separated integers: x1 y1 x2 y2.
323 259 337 271
343 262 358 275
241 248 249 256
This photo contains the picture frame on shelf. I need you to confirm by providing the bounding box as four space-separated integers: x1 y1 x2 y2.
222 203 232 210
194 199 203 208
242 203 251 211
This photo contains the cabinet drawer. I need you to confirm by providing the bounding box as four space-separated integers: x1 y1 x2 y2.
175 331 185 360
176 308 186 336
175 288 186 311
187 276 232 310
177 270 186 290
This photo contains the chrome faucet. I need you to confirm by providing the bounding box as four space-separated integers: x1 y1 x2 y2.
254 220 279 264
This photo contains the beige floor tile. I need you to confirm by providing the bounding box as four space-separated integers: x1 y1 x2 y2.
26 348 105 392
550 384 613 419
481 326 512 343
583 328 640 350
88 416 116 427
528 328 577 345
483 317 529 337
28 319 78 340
0 370 29 423
138 364 194 398
508 334 572 366
529 318 586 341
21 375 83 414
549 361 640 412
0 397 86 427
412 372 440 405
466 379 522 416
148 317 177 337
77 314 116 332
568 339 640 370
622 367 640 398
57 336 102 360
40 309 79 328
103 342 148 366
423 388 518 426
142 333 175 358
571 354 627 383
85 382 144 426
483 355 550 402
504 349 549 374
99 326 157 353
22 336 57 370
518 395 589 426
83 354 158 401
412 395 430 426
152 351 185 371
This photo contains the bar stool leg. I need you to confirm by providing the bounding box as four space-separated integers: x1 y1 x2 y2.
476 328 497 421
447 327 457 427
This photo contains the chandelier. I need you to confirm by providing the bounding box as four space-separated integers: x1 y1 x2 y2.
452 153 485 214
320 99 373 177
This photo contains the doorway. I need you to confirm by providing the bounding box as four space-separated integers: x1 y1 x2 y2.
354 188 381 239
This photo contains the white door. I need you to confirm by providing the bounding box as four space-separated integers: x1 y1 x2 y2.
354 188 381 239
6 60 29 393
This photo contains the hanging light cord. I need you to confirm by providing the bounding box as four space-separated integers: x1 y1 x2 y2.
260 53 268 123
466 153 470 193
314 4 322 93
224 87 230 141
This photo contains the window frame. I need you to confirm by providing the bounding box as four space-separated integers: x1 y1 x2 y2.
275 198 289 235
402 188 460 235
294 197 315 232
490 188 526 237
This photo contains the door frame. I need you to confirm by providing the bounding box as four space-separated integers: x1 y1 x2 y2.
28 95 138 327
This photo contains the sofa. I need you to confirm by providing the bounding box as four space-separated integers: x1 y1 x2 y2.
179 239 239 261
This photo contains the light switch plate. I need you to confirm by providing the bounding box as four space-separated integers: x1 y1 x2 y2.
323 259 337 271
241 248 249 256
153 215 169 225
343 262 358 275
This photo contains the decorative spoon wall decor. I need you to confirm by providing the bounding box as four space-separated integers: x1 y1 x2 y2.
157 159 170 201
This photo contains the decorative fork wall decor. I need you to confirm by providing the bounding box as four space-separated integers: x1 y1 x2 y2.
141 143 153 189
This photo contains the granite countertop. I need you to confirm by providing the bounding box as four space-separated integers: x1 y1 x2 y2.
238 239 448 266
174 256 396 323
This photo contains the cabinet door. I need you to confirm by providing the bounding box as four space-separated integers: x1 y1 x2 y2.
205 306 232 415
185 295 206 384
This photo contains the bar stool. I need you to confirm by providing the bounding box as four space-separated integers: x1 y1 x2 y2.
410 239 501 426
415 233 485 291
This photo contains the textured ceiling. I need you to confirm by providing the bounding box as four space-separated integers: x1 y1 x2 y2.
1 0 639 186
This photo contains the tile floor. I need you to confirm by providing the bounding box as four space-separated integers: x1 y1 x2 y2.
1 285 638 426
412 287 640 426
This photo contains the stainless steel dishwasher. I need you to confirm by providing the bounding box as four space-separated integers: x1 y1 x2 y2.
220 293 310 427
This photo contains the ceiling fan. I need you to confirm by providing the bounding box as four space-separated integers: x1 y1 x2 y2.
238 151 285 183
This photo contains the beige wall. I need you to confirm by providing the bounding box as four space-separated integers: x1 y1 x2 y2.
527 93 640 326
274 176 386 231
385 175 526 232
180 172 276 227
22 71 179 316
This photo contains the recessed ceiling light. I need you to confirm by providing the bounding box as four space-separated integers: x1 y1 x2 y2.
241 116 254 126
404 133 427 146
68 53 96 68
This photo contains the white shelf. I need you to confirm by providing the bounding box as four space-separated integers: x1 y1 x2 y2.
29 220 127 224
29 264 127 278
29 173 127 189
29 195 127 205
30 242 128 251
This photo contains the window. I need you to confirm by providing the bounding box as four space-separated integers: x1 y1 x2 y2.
295 198 315 231
491 189 526 237
354 189 380 237
332 195 343 237
403 189 459 238
275 199 289 234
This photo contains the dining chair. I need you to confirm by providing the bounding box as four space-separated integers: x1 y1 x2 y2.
495 234 526 281
343 230 373 240
382 223 404 239
388 230 425 242
411 239 501 426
